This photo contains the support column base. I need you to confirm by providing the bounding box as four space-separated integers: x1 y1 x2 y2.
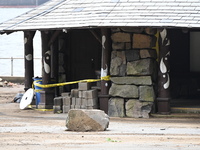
98 95 110 114
157 97 171 115
38 90 55 109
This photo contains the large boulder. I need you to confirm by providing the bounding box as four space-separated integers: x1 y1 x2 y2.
66 109 109 132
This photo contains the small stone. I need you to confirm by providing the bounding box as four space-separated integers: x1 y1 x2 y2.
66 109 109 131
125 50 140 62
112 42 125 50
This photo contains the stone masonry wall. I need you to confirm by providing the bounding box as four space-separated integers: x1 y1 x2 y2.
108 27 157 118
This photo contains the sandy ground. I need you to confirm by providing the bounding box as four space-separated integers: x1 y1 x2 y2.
0 85 200 150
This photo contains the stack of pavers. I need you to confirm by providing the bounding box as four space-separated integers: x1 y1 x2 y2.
53 82 98 113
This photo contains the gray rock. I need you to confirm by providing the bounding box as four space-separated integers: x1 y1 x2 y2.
125 99 153 118
66 109 109 131
108 98 125 117
126 59 154 75
125 50 140 62
111 32 131 42
140 49 157 59
112 42 125 50
110 76 152 85
109 83 138 98
110 51 126 76
139 86 155 102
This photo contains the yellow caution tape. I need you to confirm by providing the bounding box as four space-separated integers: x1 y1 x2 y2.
33 75 110 89
28 105 53 111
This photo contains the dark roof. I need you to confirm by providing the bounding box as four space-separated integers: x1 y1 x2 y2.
1 0 200 33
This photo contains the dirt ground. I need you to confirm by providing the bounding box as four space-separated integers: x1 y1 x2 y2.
1 85 200 150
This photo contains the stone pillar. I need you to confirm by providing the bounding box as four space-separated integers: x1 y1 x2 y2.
99 28 111 114
157 28 171 114
39 31 54 109
24 31 35 91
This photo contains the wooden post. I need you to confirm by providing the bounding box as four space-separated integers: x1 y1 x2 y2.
99 28 111 114
24 31 35 91
39 31 54 109
157 28 171 114
50 31 60 97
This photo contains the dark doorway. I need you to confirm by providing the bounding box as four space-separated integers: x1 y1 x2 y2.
169 29 200 109
66 29 102 89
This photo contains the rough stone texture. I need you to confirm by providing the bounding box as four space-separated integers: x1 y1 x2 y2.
126 59 154 75
110 51 126 76
140 49 157 59
125 99 153 118
145 28 157 35
121 27 144 33
66 109 109 131
139 86 155 102
112 42 125 50
111 32 131 42
110 76 152 85
133 34 156 48
109 83 138 98
125 43 131 49
125 50 140 62
108 98 125 117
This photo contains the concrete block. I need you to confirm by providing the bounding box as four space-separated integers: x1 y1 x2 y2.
53 106 62 113
81 98 87 106
81 105 87 109
85 89 98 99
87 98 98 107
78 82 91 91
71 89 79 98
63 96 71 106
71 97 76 105
87 106 98 109
79 91 82 98
71 105 75 109
75 105 81 109
62 105 70 113
61 92 70 97
54 97 63 106
76 98 82 105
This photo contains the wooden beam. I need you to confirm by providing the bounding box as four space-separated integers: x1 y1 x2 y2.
89 29 102 44
24 31 36 91
48 30 61 46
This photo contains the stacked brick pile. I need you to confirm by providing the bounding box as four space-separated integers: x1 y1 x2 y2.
53 82 98 113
